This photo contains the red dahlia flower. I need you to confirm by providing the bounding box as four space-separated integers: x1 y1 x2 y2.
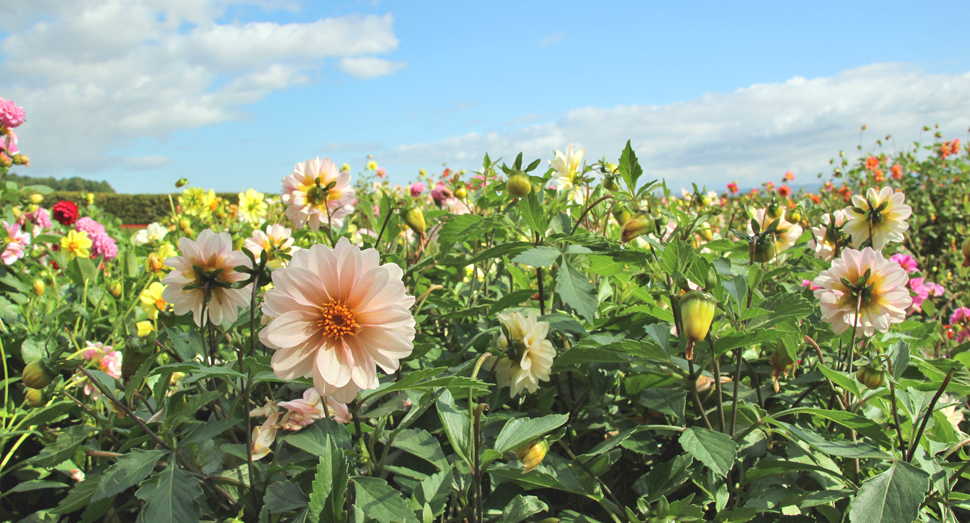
52 200 79 227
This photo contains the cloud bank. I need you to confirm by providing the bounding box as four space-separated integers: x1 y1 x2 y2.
386 64 970 189
0 0 405 175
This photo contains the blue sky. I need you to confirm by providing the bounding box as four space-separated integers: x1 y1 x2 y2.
2 1 969 194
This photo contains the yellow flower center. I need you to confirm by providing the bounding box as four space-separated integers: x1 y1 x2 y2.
317 301 358 339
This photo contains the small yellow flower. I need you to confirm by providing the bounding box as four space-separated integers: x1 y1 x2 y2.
366 160 378 171
61 230 92 260
136 321 155 338
139 282 168 320
179 187 206 215
237 189 268 224
341 163 351 172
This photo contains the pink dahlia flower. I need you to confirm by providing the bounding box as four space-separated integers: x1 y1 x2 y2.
281 157 356 232
807 210 847 261
844 186 912 251
812 247 912 336
2 221 30 265
0 99 25 129
162 229 252 327
91 233 118 261
260 237 416 403
890 253 919 273
20 207 51 232
1 130 18 154
74 217 105 237
81 341 121 398
409 182 426 198
950 307 970 344
430 182 453 206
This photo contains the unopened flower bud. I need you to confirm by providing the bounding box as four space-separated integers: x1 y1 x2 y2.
135 321 155 338
25 388 48 408
770 343 796 392
175 178 189 188
454 186 467 199
23 359 57 389
506 173 532 198
962 238 970 268
86 193 94 205
612 204 632 226
110 282 122 298
856 364 886 389
12 154 29 166
766 202 783 220
0 154 11 168
179 218 191 232
28 193 44 204
11 207 22 218
751 235 776 263
515 439 550 473
680 291 716 344
400 204 426 235
603 175 619 192
698 222 713 241
785 208 802 223
32 279 45 296
620 211 653 243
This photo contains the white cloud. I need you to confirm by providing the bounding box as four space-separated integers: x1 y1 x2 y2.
540 33 566 47
0 1 402 175
338 57 407 79
386 64 970 189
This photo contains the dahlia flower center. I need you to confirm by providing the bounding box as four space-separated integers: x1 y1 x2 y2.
317 301 359 339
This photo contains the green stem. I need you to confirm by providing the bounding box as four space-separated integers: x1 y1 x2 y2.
907 367 956 462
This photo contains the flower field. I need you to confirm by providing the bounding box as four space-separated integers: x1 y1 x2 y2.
2 96 970 522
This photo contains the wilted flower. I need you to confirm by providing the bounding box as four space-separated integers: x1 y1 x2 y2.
494 311 556 397
252 412 280 461
550 144 587 204
281 158 356 231
277 388 351 430
161 229 252 327
812 247 912 336
844 187 912 251
259 237 415 403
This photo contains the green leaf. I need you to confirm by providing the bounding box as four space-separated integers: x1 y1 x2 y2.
391 428 449 471
817 363 862 399
307 435 348 523
776 408 892 448
889 341 910 379
518 189 547 235
436 389 471 464
633 454 692 502
360 367 446 402
351 476 420 523
638 389 686 425
511 246 561 268
135 465 203 523
678 427 737 478
265 481 309 515
714 328 789 357
54 474 102 515
556 259 597 323
284 419 352 455
497 494 548 523
848 461 930 523
413 468 452 518
553 347 631 367
91 449 168 502
617 140 643 194
660 239 695 277
742 459 851 487
489 289 538 315
494 414 569 454
3 480 68 495
436 214 483 246
746 293 814 330
466 241 532 267
182 419 241 446
34 425 96 467
769 420 891 459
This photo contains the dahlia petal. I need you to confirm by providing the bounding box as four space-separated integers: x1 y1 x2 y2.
267 310 318 348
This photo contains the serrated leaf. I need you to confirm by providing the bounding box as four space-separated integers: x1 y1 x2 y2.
360 367 446 402
817 363 862 398
391 428 448 471
660 239 694 277
436 214 483 246
494 414 568 454
497 494 548 523
284 418 352 455
618 140 643 194
518 189 547 235
351 476 419 523
34 425 96 467
678 427 737 478
265 481 308 515
848 461 930 523
413 468 452 518
307 435 348 523
53 474 102 515
436 389 471 464
633 454 692 502
92 449 168 502
512 246 561 268
556 259 597 323
889 341 910 379
135 465 203 523
638 389 686 425
747 293 814 330
182 419 241 446
770 420 891 459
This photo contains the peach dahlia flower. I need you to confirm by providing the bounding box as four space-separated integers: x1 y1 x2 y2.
812 247 912 337
161 229 252 327
259 237 415 403
807 209 847 261
281 157 356 232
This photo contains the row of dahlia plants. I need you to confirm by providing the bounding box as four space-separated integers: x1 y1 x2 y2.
1 95 970 522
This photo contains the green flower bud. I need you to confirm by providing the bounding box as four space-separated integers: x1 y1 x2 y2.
25 388 48 408
603 174 619 192
770 342 796 392
751 235 776 263
766 202 783 220
785 207 802 223
612 204 632 226
23 359 57 389
680 291 716 344
28 193 44 204
400 204 426 235
856 364 886 389
506 173 532 198
32 279 45 296
620 211 653 243
454 186 467 199
962 238 970 268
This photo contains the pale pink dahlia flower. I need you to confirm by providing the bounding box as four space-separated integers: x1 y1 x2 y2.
807 209 847 261
244 223 298 270
81 341 121 398
281 157 356 232
844 186 912 251
162 229 252 327
494 311 556 397
259 237 416 403
812 247 912 337
2 221 30 266
278 388 351 430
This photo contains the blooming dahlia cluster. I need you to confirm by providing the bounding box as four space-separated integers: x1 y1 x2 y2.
2 221 30 265
281 158 356 231
494 311 556 397
0 98 25 129
260 237 415 403
812 247 912 336
162 229 252 327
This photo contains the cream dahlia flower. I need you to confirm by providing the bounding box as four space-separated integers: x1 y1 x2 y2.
244 224 298 270
747 207 803 253
494 311 556 397
812 247 912 337
807 209 848 261
161 229 252 327
259 237 416 403
550 144 587 204
281 157 356 231
844 186 912 251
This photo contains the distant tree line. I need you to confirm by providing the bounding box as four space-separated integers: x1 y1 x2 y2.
4 173 115 193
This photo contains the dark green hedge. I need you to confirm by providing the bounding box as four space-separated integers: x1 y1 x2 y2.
39 192 242 225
